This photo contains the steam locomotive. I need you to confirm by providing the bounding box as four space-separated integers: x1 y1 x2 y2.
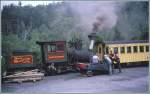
36 41 91 75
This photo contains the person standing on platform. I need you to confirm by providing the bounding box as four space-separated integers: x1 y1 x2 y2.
109 50 122 73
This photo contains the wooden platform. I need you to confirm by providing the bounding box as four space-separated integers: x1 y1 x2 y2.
2 69 44 83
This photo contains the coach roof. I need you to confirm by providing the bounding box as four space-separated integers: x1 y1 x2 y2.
96 40 149 44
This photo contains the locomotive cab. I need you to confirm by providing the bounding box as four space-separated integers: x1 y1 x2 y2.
36 41 68 75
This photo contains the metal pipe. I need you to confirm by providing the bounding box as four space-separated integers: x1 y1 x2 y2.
89 40 95 50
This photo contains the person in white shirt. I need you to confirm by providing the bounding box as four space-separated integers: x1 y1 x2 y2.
104 55 112 64
87 53 100 76
92 54 100 64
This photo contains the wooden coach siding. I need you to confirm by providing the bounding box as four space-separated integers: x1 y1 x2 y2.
106 43 149 63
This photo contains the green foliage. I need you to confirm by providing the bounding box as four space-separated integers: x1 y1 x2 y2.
112 27 124 41
1 56 7 74
2 34 25 56
117 1 148 40
139 31 149 40
95 35 103 42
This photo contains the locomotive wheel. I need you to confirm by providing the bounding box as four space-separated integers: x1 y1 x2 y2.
46 64 57 76
45 69 56 76
50 70 57 76
56 66 62 74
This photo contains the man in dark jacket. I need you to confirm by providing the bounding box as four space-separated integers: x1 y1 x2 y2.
109 50 122 73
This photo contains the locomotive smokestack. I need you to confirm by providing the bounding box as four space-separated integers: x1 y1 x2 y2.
89 40 94 50
89 16 105 50
88 32 97 50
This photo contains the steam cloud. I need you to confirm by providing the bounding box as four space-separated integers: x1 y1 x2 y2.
66 1 148 43
68 1 119 32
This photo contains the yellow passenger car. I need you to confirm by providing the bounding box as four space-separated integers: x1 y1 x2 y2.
95 40 149 64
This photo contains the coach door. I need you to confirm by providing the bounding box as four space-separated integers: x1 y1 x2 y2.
97 44 105 61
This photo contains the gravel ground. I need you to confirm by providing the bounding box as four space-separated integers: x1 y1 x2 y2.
2 66 149 93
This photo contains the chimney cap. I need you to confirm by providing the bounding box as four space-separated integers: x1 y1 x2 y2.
88 32 97 40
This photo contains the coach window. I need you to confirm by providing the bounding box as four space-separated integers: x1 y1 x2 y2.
139 46 144 52
127 47 131 53
99 47 101 53
120 47 125 53
106 47 109 54
146 45 149 52
114 47 118 54
48 45 56 52
133 46 138 53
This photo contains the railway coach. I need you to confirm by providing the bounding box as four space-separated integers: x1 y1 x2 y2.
94 40 149 65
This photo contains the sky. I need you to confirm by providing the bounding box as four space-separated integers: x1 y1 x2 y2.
1 1 62 9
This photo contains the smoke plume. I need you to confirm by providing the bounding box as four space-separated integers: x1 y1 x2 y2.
68 1 119 32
